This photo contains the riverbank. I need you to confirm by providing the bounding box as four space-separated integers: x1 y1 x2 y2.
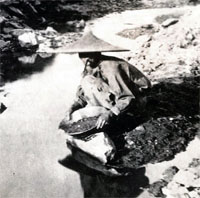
1 4 200 198
0 0 198 84
88 5 200 197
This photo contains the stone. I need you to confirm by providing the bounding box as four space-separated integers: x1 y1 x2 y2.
38 52 53 59
162 182 189 198
8 6 24 18
162 18 179 28
18 54 37 64
148 180 168 197
11 29 33 37
37 35 46 43
0 102 7 114
163 166 179 182
162 158 200 198
2 27 14 34
186 32 195 41
66 132 116 164
0 16 6 24
173 168 200 188
25 2 38 15
66 21 76 26
18 32 38 47
76 19 86 28
0 40 10 50
189 158 200 168
45 27 57 34
7 21 23 29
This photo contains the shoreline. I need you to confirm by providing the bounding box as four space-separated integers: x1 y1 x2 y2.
1 5 200 198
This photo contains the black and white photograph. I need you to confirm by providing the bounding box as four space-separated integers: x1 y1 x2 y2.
0 0 200 197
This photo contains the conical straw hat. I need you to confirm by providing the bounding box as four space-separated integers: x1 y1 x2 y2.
53 31 129 53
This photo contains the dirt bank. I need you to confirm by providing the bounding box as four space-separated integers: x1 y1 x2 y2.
72 6 200 197
1 0 199 84
1 3 200 198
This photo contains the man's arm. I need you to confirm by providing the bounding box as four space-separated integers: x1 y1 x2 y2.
65 86 87 120
110 95 135 116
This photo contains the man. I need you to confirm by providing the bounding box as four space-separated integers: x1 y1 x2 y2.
62 31 151 130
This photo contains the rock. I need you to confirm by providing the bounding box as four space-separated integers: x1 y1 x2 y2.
11 29 33 37
162 182 189 198
76 19 86 28
141 24 155 29
0 102 7 114
2 27 15 34
189 158 200 168
34 0 41 6
1 33 12 40
66 132 116 165
24 2 38 15
37 35 46 43
67 145 124 177
173 168 200 188
162 180 200 198
45 26 57 34
0 16 6 24
6 21 24 29
18 54 37 64
148 180 168 197
38 52 53 59
162 166 179 182
186 32 195 41
7 6 25 18
162 158 200 198
161 18 179 28
18 32 38 47
66 21 76 26
0 40 10 51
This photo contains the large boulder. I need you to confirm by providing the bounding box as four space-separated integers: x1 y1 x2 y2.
66 132 116 165
18 32 38 48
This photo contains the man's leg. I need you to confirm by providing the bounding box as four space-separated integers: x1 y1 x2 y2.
71 106 108 122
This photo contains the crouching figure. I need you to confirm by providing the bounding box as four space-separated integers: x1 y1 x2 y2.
59 31 151 175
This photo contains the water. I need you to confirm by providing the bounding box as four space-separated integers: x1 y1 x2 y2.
0 54 84 198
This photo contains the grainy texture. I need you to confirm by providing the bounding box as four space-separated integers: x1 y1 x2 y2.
59 116 98 135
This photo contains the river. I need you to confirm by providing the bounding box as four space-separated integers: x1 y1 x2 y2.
1 4 200 197
0 54 85 198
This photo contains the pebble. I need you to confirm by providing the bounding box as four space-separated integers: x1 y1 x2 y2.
163 166 179 182
162 18 179 28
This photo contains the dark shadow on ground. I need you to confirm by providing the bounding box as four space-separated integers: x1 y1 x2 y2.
146 76 199 119
59 155 149 198
80 167 148 198
59 75 199 198
108 75 200 169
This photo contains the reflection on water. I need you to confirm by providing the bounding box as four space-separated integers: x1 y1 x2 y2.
0 54 84 198
0 53 55 84
80 169 149 198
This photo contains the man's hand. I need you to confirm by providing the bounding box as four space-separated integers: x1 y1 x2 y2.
96 110 114 129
